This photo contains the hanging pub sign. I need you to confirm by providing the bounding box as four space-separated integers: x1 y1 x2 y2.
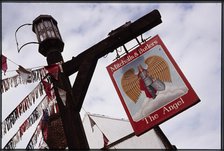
106 35 200 136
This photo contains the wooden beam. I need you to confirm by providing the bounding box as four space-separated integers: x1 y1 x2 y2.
154 126 176 149
102 126 176 149
62 9 162 77
104 132 135 149
72 57 98 111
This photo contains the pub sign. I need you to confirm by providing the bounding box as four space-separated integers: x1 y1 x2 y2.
106 35 200 136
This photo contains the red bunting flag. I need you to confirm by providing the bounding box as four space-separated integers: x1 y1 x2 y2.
44 64 60 80
42 80 53 100
1 55 8 75
102 133 109 148
41 109 49 143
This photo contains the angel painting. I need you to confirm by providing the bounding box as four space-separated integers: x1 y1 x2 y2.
121 55 172 104
108 40 190 123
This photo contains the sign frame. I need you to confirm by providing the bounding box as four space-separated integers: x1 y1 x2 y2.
106 35 200 136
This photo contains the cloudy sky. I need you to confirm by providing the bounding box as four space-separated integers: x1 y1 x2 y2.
1 2 222 149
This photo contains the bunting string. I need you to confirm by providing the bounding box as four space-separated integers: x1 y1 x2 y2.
82 108 105 134
3 96 47 149
27 80 59 149
82 108 113 149
3 55 20 66
2 59 63 149
1 70 60 137
1 81 45 136
1 54 63 93
2 64 61 136
3 94 59 149
1 54 20 75
1 67 47 93
26 118 42 149
38 135 49 149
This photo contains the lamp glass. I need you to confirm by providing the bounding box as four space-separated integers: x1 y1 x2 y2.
34 17 62 42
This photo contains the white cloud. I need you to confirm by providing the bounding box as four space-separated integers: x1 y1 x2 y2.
132 83 188 121
2 2 221 149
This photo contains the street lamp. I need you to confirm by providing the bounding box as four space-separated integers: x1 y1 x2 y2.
32 15 64 63
32 14 90 149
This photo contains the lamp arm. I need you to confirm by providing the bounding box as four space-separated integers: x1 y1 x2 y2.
17 42 39 53
15 23 39 52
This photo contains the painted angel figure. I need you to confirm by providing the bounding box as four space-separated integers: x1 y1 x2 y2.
138 65 165 99
121 55 172 104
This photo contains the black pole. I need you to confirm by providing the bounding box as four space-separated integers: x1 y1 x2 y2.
154 126 176 149
32 14 90 149
45 51 90 149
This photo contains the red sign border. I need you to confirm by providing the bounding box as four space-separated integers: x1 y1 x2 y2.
106 35 200 136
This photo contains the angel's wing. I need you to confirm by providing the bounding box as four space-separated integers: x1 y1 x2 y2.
145 55 172 82
121 68 140 103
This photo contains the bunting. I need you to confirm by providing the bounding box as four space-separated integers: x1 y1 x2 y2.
1 71 58 137
42 80 53 101
3 95 58 149
1 61 63 93
26 119 42 149
41 75 60 115
1 54 8 75
3 96 46 149
2 60 63 149
103 133 109 148
44 63 61 80
1 81 44 136
16 65 32 83
88 115 96 132
38 136 49 149
1 67 46 93
2 62 62 100
85 113 110 149
41 108 49 143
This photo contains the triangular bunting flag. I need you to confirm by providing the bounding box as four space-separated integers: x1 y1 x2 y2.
16 65 32 83
42 80 53 100
102 133 109 148
17 65 31 74
88 115 96 132
41 109 49 143
39 137 49 149
44 64 60 80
